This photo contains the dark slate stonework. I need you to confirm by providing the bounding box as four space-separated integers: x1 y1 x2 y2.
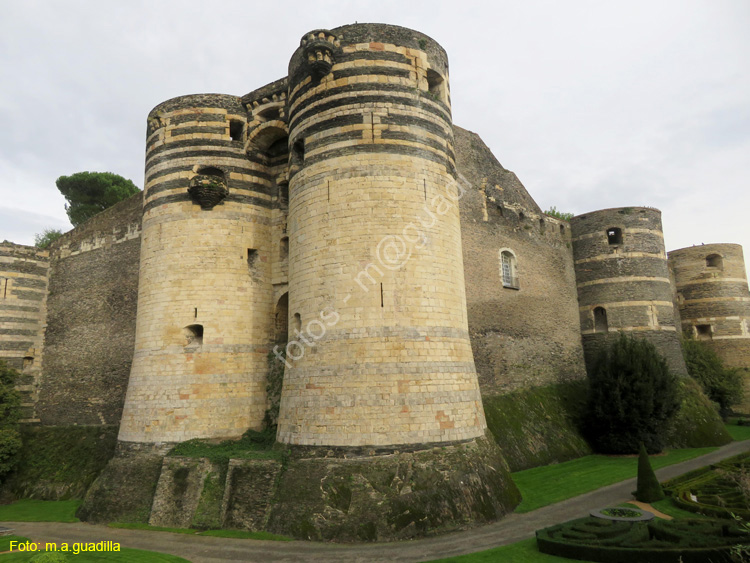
37 194 142 425
455 126 586 393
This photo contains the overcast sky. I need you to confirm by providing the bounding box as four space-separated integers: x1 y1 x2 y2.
2 0 748 276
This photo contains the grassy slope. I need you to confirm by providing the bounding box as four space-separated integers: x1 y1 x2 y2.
429 538 581 562
725 418 750 441
511 447 716 513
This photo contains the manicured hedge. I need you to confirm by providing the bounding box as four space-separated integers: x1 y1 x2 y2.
536 516 748 563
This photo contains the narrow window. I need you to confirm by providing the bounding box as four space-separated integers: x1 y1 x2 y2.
278 182 289 208
607 227 623 245
539 218 545 233
184 324 204 346
293 313 301 334
594 307 608 333
275 293 288 342
500 250 519 289
229 120 244 142
695 324 713 340
247 248 258 268
280 237 289 261
559 224 565 235
519 212 525 221
292 140 305 163
426 69 445 101
706 254 723 269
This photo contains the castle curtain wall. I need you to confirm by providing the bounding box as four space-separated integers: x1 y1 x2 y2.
37 195 142 425
455 127 586 393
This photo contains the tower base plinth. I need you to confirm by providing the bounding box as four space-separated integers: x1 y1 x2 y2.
267 433 520 542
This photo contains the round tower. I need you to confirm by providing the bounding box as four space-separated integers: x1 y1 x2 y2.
668 244 750 369
118 93 274 445
570 207 688 375
268 24 518 540
279 24 484 447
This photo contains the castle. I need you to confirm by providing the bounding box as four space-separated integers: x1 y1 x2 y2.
1 23 749 540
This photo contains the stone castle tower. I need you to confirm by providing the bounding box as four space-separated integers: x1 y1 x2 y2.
278 26 485 447
117 94 275 446
669 244 750 369
570 207 688 375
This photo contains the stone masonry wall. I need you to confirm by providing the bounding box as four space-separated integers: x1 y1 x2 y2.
455 127 587 393
0 243 49 422
37 194 142 425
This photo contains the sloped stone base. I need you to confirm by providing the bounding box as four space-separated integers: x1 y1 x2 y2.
267 433 520 542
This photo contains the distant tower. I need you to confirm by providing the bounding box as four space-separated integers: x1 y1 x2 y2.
570 207 688 375
668 244 750 369
118 94 274 446
278 24 486 447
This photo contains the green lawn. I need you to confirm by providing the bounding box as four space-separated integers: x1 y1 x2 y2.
0 500 81 523
0 535 31 552
0 547 189 562
725 419 750 441
429 538 581 562
511 447 717 513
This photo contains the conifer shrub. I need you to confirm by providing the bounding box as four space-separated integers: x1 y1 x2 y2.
635 442 665 502
584 334 679 454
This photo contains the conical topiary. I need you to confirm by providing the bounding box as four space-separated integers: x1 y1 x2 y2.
635 442 665 502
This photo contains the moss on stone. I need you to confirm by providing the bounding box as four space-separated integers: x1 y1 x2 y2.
191 469 225 530
667 379 732 448
2 425 117 500
483 381 592 471
77 449 163 524
266 434 520 542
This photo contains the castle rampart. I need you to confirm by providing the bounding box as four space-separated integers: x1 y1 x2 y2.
570 207 688 375
455 127 587 393
37 194 141 425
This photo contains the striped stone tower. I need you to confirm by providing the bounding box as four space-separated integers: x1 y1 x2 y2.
570 207 688 375
0 243 49 423
117 94 274 446
267 24 518 540
279 24 485 447
669 244 750 369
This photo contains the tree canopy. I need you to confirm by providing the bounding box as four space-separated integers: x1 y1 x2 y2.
683 338 743 418
584 334 680 454
34 228 63 249
55 172 140 227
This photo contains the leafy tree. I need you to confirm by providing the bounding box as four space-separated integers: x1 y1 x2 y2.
0 360 22 478
683 338 743 418
34 228 64 249
55 172 140 227
545 206 574 221
584 333 679 454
